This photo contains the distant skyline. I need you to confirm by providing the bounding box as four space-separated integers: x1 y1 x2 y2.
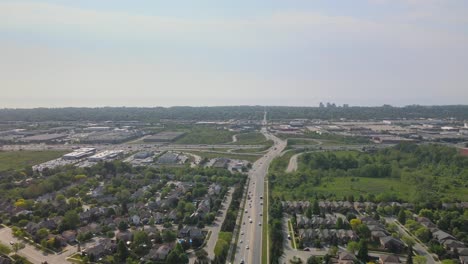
1 0 468 108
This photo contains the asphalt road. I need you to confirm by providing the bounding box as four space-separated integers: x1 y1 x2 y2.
233 127 287 264
0 225 81 264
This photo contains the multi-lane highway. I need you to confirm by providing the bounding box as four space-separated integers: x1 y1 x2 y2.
233 112 287 264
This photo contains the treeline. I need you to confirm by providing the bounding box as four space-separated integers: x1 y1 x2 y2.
1 105 468 122
269 194 284 264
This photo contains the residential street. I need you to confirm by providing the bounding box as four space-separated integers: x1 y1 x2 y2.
0 226 76 264
384 217 439 264
188 187 234 263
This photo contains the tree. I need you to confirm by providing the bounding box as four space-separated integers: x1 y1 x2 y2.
167 243 188 264
402 236 415 247
357 239 368 262
36 228 49 241
162 229 176 243
132 230 151 255
305 206 312 218
118 221 128 231
312 199 320 215
407 245 413 264
415 227 431 242
195 249 209 264
350 219 362 230
336 217 344 229
398 209 407 224
62 210 80 230
116 240 129 261
414 255 427 264
347 241 360 254
328 246 338 257
307 256 320 264
355 224 371 239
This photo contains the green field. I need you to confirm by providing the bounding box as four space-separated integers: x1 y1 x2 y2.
175 127 234 144
232 132 273 146
279 132 370 146
186 151 261 163
0 150 67 172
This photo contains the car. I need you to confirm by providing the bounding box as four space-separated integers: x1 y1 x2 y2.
240 240 243 243
243 222 246 225
245 210 248 213
240 260 245 264
287 234 291 240
303 247 310 251
249 219 252 223
259 213 262 216
246 245 249 250
241 231 244 235
258 222 261 226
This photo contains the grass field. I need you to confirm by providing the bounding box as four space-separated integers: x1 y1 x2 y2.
186 151 261 163
0 150 67 172
272 174 468 202
232 132 273 146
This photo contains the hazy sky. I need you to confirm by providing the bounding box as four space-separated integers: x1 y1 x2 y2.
1 0 468 108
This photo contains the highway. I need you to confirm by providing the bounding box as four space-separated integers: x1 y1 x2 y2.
233 112 287 264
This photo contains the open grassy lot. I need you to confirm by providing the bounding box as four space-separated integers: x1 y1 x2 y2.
273 176 413 201
186 151 261 163
0 150 67 172
278 131 371 145
232 132 273 146
174 126 235 144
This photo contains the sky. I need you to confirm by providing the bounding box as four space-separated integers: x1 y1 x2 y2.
1 0 467 108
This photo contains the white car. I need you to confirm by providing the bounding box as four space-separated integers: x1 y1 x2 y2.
240 240 243 243
246 245 249 250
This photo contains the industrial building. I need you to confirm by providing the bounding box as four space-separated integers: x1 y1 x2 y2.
81 130 142 144
212 158 230 169
156 152 180 164
62 148 97 160
143 131 186 142
20 133 68 143
88 150 124 162
134 151 153 159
